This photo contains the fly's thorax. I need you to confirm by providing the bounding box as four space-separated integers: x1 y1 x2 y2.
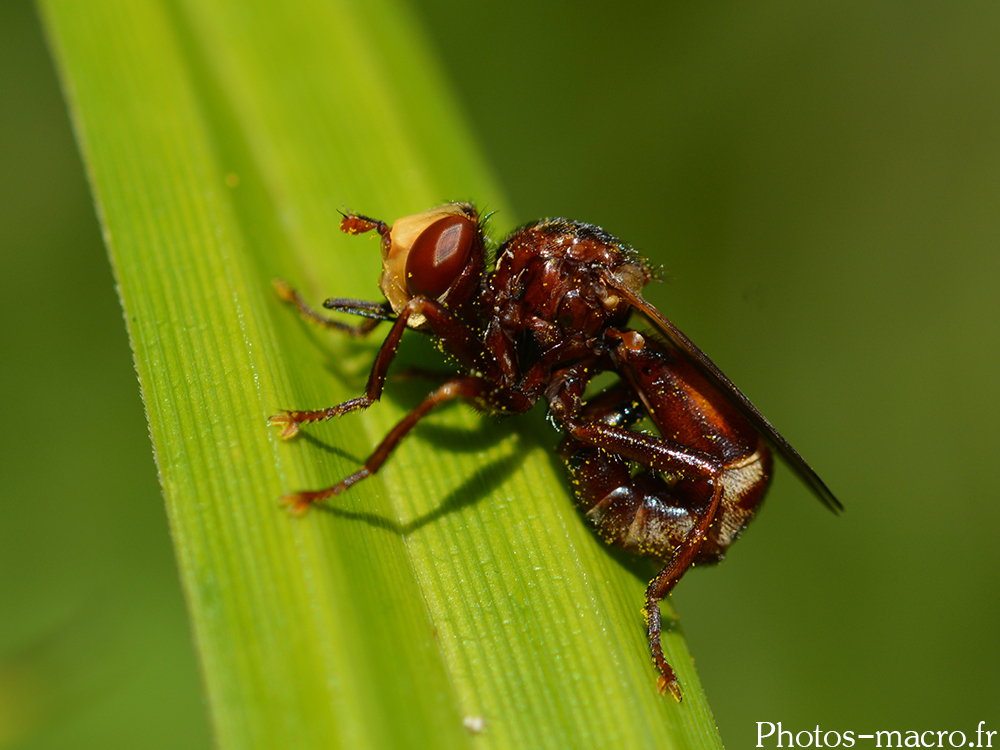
490 219 650 341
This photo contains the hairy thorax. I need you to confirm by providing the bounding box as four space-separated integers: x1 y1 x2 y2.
483 219 647 381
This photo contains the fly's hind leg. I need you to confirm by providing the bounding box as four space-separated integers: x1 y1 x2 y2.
558 383 644 517
641 479 723 700
557 382 725 701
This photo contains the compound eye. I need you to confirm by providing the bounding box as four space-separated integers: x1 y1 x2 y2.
404 214 476 298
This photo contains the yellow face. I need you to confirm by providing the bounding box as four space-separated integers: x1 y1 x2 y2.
379 203 480 328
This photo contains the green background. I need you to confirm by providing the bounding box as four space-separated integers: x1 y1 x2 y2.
3 0 997 747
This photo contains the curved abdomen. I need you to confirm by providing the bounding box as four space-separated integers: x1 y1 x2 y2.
559 336 772 565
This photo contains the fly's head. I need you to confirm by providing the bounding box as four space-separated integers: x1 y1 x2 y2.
341 202 486 329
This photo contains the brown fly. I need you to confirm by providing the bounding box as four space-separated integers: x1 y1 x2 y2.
269 202 841 700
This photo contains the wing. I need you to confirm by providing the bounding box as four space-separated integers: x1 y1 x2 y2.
613 282 843 514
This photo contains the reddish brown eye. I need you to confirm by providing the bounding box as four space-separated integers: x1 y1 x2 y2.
404 214 476 298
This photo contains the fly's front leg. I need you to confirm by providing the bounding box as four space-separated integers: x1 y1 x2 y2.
269 296 498 438
268 309 412 439
272 278 392 337
338 211 391 243
270 210 394 335
278 376 493 515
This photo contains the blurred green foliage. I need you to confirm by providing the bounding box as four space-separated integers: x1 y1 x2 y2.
0 2 210 748
3 0 998 747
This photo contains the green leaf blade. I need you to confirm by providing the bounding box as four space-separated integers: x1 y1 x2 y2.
39 0 724 747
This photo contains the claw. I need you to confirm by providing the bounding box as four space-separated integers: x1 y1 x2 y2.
657 674 683 702
272 278 297 303
279 493 312 516
268 413 300 439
